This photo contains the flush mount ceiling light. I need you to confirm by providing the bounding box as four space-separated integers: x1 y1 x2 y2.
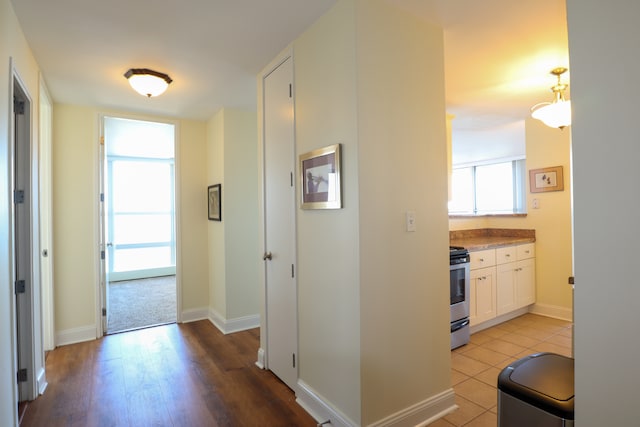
124 68 173 97
531 67 572 130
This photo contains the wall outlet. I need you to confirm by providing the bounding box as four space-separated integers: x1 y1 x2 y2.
406 211 416 232
532 198 540 209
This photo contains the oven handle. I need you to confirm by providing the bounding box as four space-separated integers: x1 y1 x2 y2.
451 318 470 333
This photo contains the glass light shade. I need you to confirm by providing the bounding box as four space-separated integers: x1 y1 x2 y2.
531 100 572 129
127 74 169 97
124 68 172 97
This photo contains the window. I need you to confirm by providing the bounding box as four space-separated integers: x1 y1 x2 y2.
449 159 526 215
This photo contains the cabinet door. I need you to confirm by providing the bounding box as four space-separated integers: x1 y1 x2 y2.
471 267 496 324
516 258 536 307
496 262 517 315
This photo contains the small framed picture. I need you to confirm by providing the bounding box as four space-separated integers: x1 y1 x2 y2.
529 166 564 193
300 144 342 209
208 184 221 221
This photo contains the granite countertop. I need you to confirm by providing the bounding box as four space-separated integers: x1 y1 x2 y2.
450 228 535 251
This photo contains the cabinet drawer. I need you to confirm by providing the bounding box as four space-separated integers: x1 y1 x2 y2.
496 246 517 265
517 243 535 260
470 249 496 269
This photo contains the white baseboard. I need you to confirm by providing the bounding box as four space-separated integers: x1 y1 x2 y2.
368 388 457 427
529 303 573 322
180 307 209 323
296 380 457 427
296 380 358 427
36 367 48 395
255 347 265 369
208 308 260 335
55 325 97 346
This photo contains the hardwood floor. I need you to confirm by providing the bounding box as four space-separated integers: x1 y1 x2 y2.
21 321 317 427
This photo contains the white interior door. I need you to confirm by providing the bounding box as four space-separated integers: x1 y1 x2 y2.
263 56 298 391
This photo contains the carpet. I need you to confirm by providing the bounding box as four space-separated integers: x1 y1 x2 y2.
107 275 177 333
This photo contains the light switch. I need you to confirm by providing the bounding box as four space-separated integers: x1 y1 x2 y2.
406 211 416 232
532 198 540 209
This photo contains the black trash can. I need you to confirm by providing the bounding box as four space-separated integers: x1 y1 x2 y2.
498 352 574 427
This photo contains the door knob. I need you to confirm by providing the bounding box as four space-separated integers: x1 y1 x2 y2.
263 252 272 261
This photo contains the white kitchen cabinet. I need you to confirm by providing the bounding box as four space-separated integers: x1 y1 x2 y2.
469 242 536 328
496 261 517 315
470 266 496 325
515 256 536 308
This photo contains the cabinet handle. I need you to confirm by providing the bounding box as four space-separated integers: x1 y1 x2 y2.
525 250 530 254
505 254 511 257
479 258 484 262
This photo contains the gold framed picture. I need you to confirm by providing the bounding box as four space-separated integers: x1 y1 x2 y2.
299 144 342 209
529 166 564 193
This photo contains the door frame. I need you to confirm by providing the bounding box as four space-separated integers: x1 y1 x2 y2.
96 113 182 337
256 49 298 381
9 59 45 404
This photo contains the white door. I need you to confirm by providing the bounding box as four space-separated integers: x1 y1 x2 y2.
13 78 36 401
263 56 298 391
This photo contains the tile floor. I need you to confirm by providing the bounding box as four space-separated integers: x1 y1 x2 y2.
430 313 573 427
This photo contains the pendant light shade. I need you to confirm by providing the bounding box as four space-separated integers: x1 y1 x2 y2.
531 67 571 129
124 68 173 97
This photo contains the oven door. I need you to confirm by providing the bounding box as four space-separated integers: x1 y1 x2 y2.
450 262 470 323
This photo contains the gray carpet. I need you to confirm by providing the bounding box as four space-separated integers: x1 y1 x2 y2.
108 275 177 333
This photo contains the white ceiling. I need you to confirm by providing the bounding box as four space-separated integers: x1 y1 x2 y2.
10 0 569 130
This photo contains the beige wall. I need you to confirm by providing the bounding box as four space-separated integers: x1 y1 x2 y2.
207 108 259 322
207 111 226 317
567 1 640 424
52 106 209 337
294 0 361 422
449 118 574 319
0 0 43 423
292 0 451 424
355 1 450 423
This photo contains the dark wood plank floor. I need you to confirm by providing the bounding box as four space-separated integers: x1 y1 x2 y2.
21 321 317 427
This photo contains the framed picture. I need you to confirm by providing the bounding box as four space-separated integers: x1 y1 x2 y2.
300 144 342 209
208 184 221 221
529 166 564 193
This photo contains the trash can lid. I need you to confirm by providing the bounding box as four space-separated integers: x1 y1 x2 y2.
498 352 574 420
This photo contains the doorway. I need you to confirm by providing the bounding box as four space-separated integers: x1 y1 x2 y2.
12 73 38 405
100 116 177 334
262 56 298 391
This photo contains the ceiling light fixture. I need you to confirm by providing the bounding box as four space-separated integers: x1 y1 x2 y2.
124 68 173 97
531 67 571 130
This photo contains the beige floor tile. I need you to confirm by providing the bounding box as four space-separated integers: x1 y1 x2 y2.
451 353 491 377
454 378 497 409
497 332 541 349
453 341 478 355
474 366 502 387
512 325 555 341
557 326 574 338
481 327 508 339
481 339 527 357
469 331 494 346
450 314 573 427
544 333 572 348
462 346 510 366
493 322 520 333
444 395 485 427
531 341 573 357
427 417 456 426
451 369 469 386
465 410 497 427
493 356 517 370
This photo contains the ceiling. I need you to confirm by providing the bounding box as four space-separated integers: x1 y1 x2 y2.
10 0 569 130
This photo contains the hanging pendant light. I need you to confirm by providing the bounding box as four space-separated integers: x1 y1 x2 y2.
531 67 571 129
124 68 173 97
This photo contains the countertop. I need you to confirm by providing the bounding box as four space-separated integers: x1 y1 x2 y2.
450 228 535 251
